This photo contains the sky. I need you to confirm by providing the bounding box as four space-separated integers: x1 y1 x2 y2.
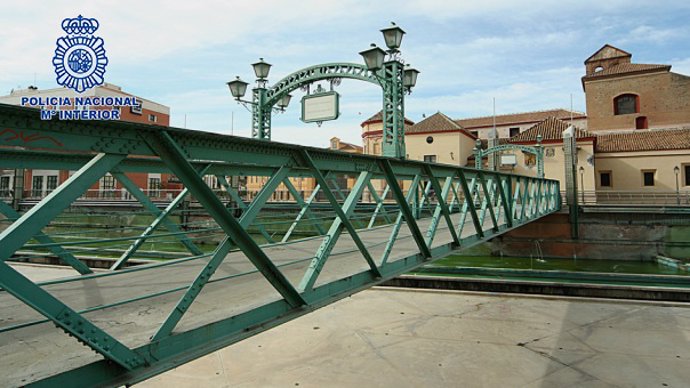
1 1 689 148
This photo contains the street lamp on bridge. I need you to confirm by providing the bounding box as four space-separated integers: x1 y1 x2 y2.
226 22 419 159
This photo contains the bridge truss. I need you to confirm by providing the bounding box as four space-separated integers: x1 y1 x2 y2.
0 103 560 386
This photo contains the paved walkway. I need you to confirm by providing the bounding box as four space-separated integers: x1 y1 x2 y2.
140 288 690 388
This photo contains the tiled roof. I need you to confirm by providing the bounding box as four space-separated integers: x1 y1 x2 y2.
595 128 690 152
509 117 595 143
583 63 671 80
584 44 631 64
360 110 414 126
454 109 585 129
406 112 477 139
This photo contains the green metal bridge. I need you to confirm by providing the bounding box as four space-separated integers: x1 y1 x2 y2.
0 103 560 387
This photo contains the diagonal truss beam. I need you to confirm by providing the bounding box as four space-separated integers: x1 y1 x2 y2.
296 150 381 280
110 170 205 270
0 200 92 274
146 131 305 308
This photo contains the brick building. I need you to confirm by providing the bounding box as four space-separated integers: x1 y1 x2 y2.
0 83 177 203
583 44 690 132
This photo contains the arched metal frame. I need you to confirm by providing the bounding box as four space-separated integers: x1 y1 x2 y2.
474 139 544 178
252 61 406 159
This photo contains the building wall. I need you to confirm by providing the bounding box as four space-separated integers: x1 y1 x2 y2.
506 141 596 193
585 72 690 131
595 150 690 191
405 131 475 166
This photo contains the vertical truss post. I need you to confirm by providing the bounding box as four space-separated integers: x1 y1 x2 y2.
423 166 460 247
298 171 372 292
477 173 499 231
496 174 513 228
379 174 421 266
457 171 484 238
110 171 204 270
366 182 391 228
146 131 305 308
216 174 275 243
455 177 476 236
152 166 292 340
296 150 381 280
0 153 124 261
281 183 324 242
0 200 92 274
381 59 405 159
379 160 431 258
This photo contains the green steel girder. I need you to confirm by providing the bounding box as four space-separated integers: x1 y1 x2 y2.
281 179 326 239
0 153 124 261
265 63 379 108
379 174 421 266
0 201 91 274
152 166 292 340
379 160 432 259
215 174 275 243
296 150 381 281
110 171 204 270
366 182 392 228
422 166 460 248
298 171 371 292
145 130 306 308
0 103 562 387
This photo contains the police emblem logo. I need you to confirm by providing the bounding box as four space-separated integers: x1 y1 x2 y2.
53 15 108 93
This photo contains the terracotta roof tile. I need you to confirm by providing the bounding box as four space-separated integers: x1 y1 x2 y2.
596 129 690 152
583 63 670 80
406 112 476 139
509 117 595 143
454 109 585 129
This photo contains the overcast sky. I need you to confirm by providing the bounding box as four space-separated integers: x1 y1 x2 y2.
1 1 689 147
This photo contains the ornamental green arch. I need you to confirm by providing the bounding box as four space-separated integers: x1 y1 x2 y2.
252 61 406 159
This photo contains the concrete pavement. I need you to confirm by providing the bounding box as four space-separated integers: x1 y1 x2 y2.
140 288 690 388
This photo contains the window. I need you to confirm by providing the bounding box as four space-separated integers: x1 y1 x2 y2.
0 176 10 197
614 94 639 115
148 114 157 122
426 136 434 144
148 177 162 198
470 131 479 138
635 116 648 130
32 175 43 197
100 174 115 198
684 165 690 186
130 101 142 115
423 155 437 163
599 171 611 187
642 170 655 187
509 127 520 137
46 175 58 193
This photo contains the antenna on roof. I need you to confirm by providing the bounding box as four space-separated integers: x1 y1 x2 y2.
492 97 496 135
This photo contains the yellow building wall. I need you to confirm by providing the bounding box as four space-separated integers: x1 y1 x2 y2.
405 132 476 166
595 150 690 191
503 141 596 193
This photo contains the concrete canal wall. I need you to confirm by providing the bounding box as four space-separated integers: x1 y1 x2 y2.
489 210 690 261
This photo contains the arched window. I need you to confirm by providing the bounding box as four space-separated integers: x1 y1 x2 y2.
614 94 639 115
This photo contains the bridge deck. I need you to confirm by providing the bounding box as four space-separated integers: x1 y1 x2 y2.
0 103 559 386
1 211 501 386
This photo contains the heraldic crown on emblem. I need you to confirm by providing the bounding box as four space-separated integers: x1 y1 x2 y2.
53 15 108 93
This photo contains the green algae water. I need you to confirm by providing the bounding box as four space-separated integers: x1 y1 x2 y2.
433 255 690 276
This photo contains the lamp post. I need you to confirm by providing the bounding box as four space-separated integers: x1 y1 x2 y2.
674 165 680 205
579 166 585 204
227 23 418 159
